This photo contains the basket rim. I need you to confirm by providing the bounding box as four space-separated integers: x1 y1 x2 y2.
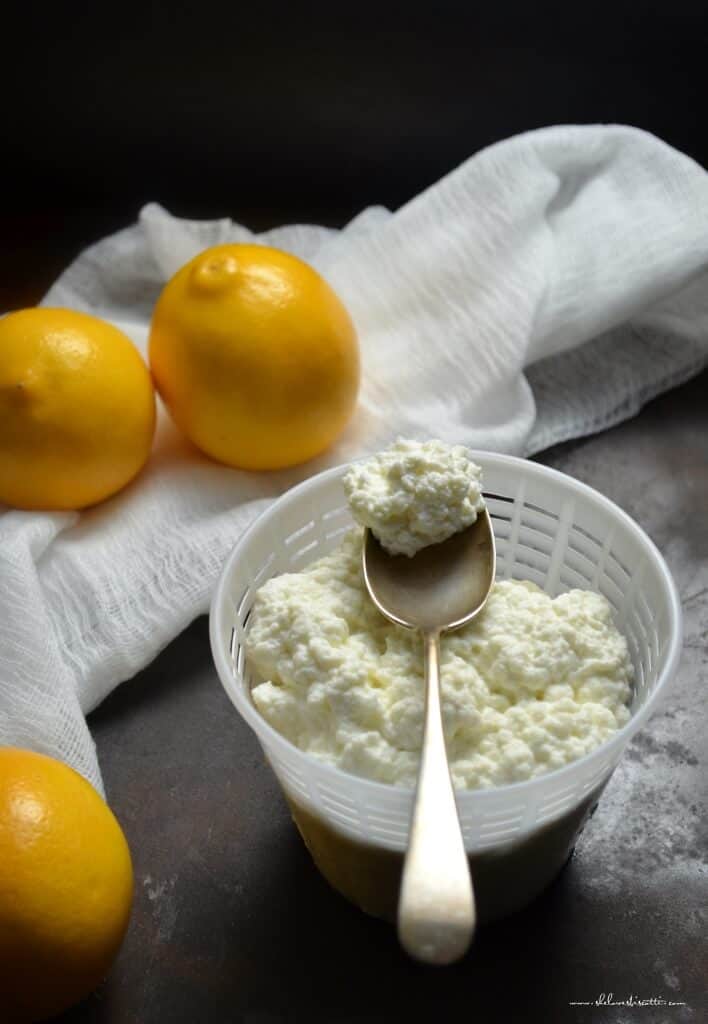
209 450 683 805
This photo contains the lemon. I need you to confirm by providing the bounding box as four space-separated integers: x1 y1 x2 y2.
0 748 133 1022
0 308 156 510
148 244 360 470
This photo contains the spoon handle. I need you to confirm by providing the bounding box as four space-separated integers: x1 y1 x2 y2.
397 630 475 964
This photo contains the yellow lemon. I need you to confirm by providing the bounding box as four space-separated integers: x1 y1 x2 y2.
0 308 156 510
149 244 360 470
0 748 133 1022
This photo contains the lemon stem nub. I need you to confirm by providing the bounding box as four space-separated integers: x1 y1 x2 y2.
191 255 240 292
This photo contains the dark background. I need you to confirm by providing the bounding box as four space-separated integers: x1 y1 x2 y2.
2 2 707 308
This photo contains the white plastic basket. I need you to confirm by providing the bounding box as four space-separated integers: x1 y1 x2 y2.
210 452 682 915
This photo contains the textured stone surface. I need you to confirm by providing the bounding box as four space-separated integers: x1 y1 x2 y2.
58 373 707 1024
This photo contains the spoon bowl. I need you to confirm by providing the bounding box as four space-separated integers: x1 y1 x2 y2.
362 510 496 965
362 510 496 633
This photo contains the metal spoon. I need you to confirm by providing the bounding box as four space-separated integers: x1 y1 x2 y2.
362 511 496 965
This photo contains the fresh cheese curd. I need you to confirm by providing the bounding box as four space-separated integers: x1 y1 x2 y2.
247 529 633 790
343 438 484 557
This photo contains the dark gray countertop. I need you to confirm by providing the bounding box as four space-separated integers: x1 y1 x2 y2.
59 373 707 1024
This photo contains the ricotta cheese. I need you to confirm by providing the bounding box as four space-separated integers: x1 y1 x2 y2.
247 529 633 790
343 438 485 557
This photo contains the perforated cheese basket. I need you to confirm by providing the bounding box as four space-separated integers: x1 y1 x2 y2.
210 453 682 924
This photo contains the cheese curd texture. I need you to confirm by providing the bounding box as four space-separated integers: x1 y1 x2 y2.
343 438 485 557
247 530 633 790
